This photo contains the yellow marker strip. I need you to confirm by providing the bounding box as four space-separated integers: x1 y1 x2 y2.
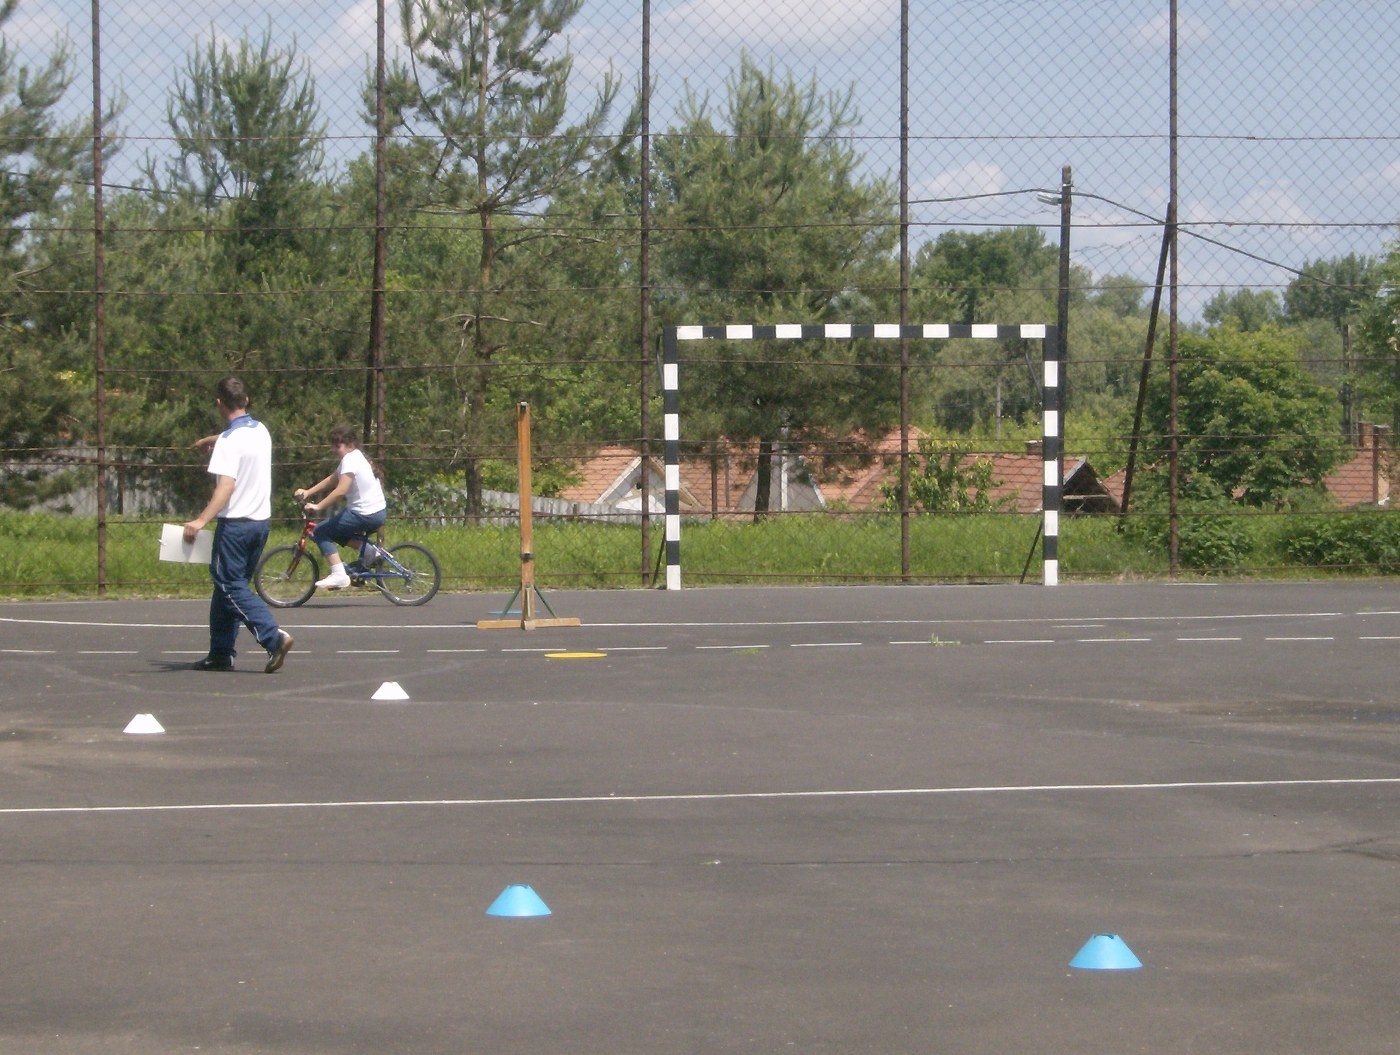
545 651 607 660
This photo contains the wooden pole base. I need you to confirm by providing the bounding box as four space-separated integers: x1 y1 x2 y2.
477 616 582 631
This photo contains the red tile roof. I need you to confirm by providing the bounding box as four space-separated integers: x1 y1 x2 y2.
562 431 1106 515
1102 429 1391 509
1323 446 1391 507
558 445 647 505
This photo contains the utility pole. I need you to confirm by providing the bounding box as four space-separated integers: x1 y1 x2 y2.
1056 165 1071 493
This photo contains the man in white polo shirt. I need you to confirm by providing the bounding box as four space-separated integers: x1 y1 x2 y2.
184 376 294 673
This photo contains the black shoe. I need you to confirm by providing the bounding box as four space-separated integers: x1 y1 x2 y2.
265 630 294 673
192 654 233 672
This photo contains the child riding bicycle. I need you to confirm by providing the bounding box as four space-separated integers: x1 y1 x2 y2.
293 425 387 590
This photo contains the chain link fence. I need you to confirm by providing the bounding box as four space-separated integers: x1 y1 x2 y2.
4 1 1398 593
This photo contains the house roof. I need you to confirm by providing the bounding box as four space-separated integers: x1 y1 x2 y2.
559 445 705 511
558 445 646 505
562 432 1117 515
814 427 926 510
809 430 1112 514
1101 429 1392 509
1323 446 1391 507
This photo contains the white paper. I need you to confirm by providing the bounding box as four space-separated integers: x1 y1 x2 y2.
159 523 213 564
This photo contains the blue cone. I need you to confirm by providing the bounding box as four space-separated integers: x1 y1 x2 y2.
486 884 552 918
1070 933 1142 970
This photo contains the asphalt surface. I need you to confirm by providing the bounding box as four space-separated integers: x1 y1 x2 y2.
1 581 1399 1054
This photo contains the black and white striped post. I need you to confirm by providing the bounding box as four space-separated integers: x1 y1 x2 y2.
661 323 1061 589
661 326 683 591
1041 331 1063 586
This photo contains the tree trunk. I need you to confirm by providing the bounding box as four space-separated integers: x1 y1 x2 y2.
752 436 776 521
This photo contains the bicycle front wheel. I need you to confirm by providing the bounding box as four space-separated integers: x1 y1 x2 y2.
377 543 441 606
256 546 319 608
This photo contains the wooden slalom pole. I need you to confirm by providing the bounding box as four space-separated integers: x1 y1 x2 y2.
477 402 581 630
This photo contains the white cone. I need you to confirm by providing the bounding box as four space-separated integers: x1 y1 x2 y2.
124 713 165 735
372 681 410 701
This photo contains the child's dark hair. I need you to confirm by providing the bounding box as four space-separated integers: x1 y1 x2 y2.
328 425 359 447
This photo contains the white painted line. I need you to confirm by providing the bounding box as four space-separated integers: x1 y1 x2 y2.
1265 636 1334 642
559 610 1351 629
502 647 552 653
1178 636 1242 642
426 648 488 653
1078 637 1151 643
986 639 1055 645
890 640 936 645
1360 636 1400 641
696 644 770 650
341 649 400 654
5 775 1400 818
1 649 55 655
0 615 481 631
78 650 138 655
791 641 862 648
597 646 669 652
1055 623 1104 629
0 608 1361 633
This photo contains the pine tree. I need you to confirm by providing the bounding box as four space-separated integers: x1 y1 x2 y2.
0 0 98 505
385 0 637 511
652 57 898 517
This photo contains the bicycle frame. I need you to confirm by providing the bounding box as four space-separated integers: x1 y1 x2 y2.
291 519 402 584
256 512 440 608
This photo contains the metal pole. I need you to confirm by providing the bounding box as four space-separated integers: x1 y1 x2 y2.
898 0 911 581
1118 203 1173 524
1056 165 1071 493
91 0 108 595
662 328 681 589
365 0 388 472
1042 324 1062 586
1167 0 1181 574
639 0 653 585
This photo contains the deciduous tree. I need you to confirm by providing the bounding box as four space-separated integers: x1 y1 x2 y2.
1138 325 1347 507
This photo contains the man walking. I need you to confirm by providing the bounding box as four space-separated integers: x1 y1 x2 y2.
184 376 294 673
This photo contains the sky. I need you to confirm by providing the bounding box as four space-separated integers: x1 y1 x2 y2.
13 0 1400 317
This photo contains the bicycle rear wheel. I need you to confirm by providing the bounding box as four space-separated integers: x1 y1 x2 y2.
377 543 441 606
256 546 319 608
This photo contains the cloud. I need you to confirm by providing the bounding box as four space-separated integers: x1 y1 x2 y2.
4 4 76 56
1226 0 1318 11
1232 182 1316 226
661 0 896 49
307 0 406 77
1124 13 1212 49
919 162 1006 202
1352 157 1400 195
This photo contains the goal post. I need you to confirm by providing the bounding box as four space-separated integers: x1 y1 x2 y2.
660 323 1063 589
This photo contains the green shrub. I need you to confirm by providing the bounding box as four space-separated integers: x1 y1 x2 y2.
1279 509 1400 571
1122 506 1257 571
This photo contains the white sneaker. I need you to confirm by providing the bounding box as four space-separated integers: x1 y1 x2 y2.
316 567 351 590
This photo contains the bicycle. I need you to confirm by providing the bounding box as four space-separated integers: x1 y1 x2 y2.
255 514 441 608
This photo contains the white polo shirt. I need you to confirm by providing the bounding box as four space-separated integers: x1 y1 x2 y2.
208 415 273 520
338 447 387 516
